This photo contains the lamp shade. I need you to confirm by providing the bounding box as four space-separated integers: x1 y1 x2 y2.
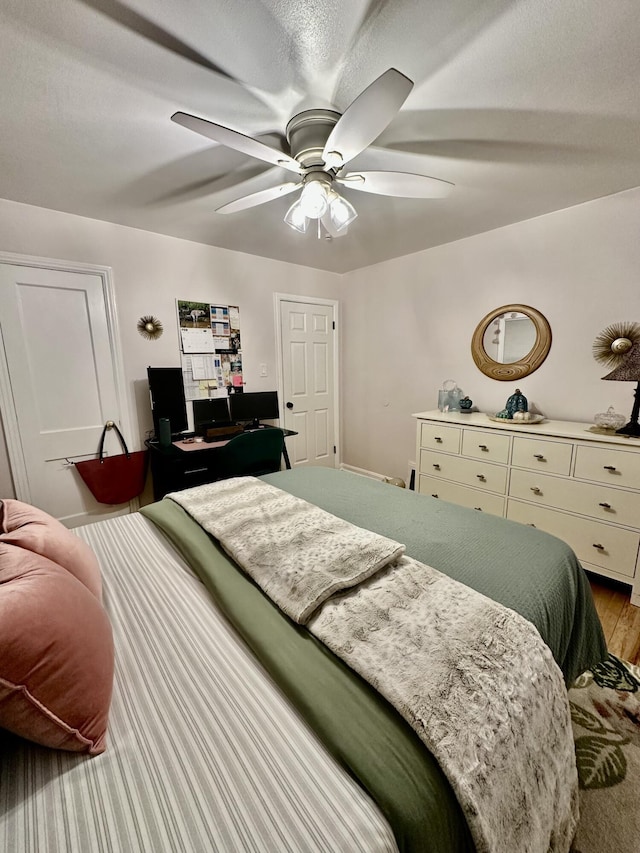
601 343 640 381
601 343 640 437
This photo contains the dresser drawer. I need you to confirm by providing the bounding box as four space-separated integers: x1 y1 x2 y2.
511 436 572 475
462 429 510 464
419 449 508 494
419 475 505 516
506 500 639 578
419 422 461 453
574 444 640 489
509 468 640 529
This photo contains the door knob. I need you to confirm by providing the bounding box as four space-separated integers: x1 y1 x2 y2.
286 401 294 409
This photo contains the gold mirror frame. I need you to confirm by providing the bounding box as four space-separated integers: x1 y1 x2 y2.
471 304 552 381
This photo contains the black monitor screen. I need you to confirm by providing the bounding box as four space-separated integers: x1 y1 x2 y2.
193 397 231 432
229 391 279 427
147 367 188 437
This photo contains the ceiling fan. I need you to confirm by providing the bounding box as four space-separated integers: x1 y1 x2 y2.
171 68 454 237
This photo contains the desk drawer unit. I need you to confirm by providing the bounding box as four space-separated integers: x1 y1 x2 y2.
413 412 640 602
419 475 505 516
506 499 640 579
419 449 508 493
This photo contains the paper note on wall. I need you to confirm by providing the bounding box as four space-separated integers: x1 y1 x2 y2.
191 354 219 380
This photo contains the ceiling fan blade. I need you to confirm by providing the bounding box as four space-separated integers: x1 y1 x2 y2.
337 170 454 198
216 182 301 214
172 112 302 175
322 69 413 169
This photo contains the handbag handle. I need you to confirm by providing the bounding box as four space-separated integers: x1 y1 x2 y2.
97 421 130 463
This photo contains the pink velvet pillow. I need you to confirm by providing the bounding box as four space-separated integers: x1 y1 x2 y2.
0 499 102 599
0 542 114 754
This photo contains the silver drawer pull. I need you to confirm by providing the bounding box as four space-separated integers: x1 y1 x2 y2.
533 454 546 461
530 486 542 495
434 436 443 443
603 465 617 471
476 474 486 481
433 463 441 470
474 507 483 511
592 543 605 550
478 444 489 451
431 493 439 498
598 502 611 509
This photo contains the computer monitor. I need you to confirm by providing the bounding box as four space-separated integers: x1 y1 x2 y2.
229 391 280 429
147 366 188 438
192 397 231 434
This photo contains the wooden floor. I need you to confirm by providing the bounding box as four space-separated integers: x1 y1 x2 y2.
587 572 640 665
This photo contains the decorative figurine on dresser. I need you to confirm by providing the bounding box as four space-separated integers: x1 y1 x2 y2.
494 388 537 421
459 396 473 412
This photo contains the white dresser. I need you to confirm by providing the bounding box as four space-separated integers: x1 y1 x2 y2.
413 410 640 606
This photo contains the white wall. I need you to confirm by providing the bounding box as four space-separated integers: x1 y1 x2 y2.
0 198 342 498
2 185 640 499
341 186 640 481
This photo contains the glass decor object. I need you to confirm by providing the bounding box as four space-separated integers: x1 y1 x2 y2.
437 380 463 412
594 407 627 430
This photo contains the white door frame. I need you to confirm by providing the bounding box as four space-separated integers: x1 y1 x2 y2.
274 292 340 467
0 251 131 504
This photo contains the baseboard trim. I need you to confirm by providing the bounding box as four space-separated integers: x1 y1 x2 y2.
339 463 386 481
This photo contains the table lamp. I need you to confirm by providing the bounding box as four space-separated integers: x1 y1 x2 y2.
601 342 640 437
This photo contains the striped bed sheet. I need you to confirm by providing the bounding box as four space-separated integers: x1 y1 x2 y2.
0 513 397 853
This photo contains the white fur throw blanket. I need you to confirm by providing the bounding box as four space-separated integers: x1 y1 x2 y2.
168 477 579 853
168 477 404 623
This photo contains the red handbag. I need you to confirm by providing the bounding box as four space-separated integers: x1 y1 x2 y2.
75 422 148 504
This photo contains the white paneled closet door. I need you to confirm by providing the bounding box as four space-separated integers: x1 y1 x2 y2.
0 260 130 526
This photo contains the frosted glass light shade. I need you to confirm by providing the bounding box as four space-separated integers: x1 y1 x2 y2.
299 181 330 218
329 194 357 231
284 200 309 233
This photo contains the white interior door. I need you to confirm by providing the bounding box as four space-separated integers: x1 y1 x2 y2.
0 259 131 526
277 296 338 468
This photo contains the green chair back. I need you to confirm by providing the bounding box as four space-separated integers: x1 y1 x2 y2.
219 428 285 478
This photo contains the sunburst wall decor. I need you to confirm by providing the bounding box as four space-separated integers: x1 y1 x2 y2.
137 315 163 340
592 321 640 367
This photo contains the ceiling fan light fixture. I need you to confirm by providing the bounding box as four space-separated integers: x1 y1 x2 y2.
328 192 357 231
299 179 330 218
284 199 309 233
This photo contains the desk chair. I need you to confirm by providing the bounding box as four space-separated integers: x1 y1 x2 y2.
218 428 285 478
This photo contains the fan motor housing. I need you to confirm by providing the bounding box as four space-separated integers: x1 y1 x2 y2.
286 109 340 169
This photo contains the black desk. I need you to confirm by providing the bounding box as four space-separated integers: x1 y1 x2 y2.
146 426 297 501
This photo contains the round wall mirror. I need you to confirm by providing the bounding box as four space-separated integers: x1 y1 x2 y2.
471 304 552 381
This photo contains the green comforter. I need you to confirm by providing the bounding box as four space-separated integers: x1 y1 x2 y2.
141 468 606 853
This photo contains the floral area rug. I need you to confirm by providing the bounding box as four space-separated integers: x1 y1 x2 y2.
569 654 640 853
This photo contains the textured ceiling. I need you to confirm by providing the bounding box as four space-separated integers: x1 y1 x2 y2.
1 0 640 273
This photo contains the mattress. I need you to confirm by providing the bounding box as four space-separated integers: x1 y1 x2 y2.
0 513 397 853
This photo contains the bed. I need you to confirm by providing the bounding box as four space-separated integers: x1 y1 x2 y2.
0 468 607 853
